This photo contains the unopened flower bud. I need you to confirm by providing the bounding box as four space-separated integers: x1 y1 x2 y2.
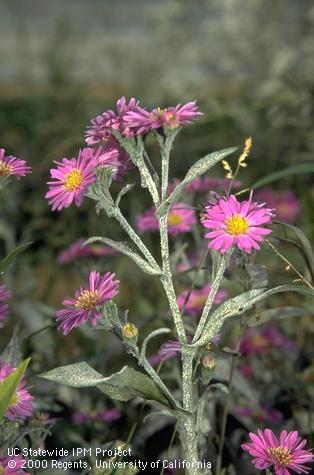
202 355 216 370
122 323 138 341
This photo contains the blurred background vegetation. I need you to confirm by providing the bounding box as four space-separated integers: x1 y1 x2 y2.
0 0 313 366
0 1 313 469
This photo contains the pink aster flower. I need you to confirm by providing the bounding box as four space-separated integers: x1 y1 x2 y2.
236 405 283 424
0 361 33 421
46 148 97 211
57 239 92 264
255 188 301 223
242 428 314 474
57 238 115 265
85 96 141 144
136 207 159 233
96 138 133 181
148 340 181 366
125 101 203 134
202 193 274 254
0 456 30 474
0 285 12 327
0 148 31 179
56 270 119 335
72 411 90 425
136 202 197 235
177 285 227 317
96 407 122 423
33 412 60 426
240 325 295 357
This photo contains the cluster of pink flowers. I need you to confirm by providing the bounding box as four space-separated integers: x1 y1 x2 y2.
123 101 203 134
177 285 227 317
73 407 121 425
242 428 313 474
202 193 274 254
0 456 30 475
86 97 143 143
235 405 283 424
0 284 12 327
240 325 294 357
136 202 197 235
0 361 33 421
46 98 202 211
255 188 300 223
57 238 116 265
56 270 119 335
0 148 31 180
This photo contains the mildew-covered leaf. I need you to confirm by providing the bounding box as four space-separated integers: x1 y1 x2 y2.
156 147 237 215
85 236 161 275
40 363 171 407
195 284 314 346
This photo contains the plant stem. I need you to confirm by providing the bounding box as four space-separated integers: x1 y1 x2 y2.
159 215 187 344
193 251 231 343
113 207 160 271
140 356 180 408
181 346 200 475
160 134 175 201
181 247 209 317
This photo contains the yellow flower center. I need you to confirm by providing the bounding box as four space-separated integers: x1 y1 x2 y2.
251 334 269 350
251 409 267 420
268 447 292 467
75 290 99 310
163 111 179 128
190 294 207 308
64 169 83 192
168 213 183 226
0 161 13 177
225 215 249 235
150 107 164 120
0 463 4 475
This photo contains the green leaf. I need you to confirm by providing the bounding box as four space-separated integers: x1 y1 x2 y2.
40 363 172 407
245 264 268 289
247 306 308 327
195 284 314 346
0 358 31 421
210 382 229 394
85 236 161 275
275 221 314 278
0 241 33 274
252 163 314 189
156 147 237 215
